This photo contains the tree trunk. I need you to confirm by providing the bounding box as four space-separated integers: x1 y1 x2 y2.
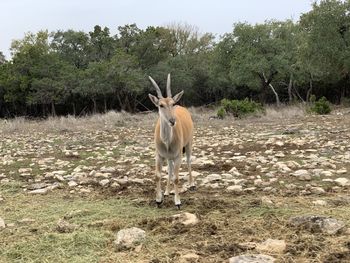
92 98 97 114
262 72 280 106
72 102 76 116
306 77 313 102
288 76 293 103
51 102 56 117
292 82 305 103
268 83 281 107
103 95 107 113
42 104 46 117
116 93 125 111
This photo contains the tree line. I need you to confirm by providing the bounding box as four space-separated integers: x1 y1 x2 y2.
0 0 349 117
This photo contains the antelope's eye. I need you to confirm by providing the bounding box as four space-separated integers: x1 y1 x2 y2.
159 104 164 108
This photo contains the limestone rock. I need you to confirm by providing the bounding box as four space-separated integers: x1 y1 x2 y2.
229 254 275 263
289 215 346 235
256 239 286 254
334 178 350 187
56 219 77 233
114 227 146 248
28 188 48 194
226 185 243 193
0 217 5 228
291 170 311 181
172 212 199 226
179 252 200 262
99 179 110 187
313 200 328 206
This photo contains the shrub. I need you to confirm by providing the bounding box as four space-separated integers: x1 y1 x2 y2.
217 107 226 119
217 98 263 118
309 94 316 104
309 97 331 115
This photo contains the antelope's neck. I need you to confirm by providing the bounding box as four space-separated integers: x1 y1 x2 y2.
160 118 173 148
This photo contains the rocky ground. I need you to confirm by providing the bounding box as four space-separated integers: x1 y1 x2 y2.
1 108 350 262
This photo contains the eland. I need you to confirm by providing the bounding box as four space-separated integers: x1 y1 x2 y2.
148 74 194 209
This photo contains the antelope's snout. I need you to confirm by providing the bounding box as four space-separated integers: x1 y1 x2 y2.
169 118 176 126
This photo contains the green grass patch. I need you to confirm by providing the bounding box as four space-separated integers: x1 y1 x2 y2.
0 191 172 263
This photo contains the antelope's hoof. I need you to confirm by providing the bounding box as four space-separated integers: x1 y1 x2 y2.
156 200 163 208
189 185 196 192
176 204 181 210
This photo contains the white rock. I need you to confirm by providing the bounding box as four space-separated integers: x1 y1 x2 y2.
226 185 243 193
233 179 246 185
28 188 48 194
289 215 346 235
313 200 328 206
310 187 326 195
229 167 242 176
68 181 78 187
205 174 221 182
0 217 5 228
256 239 286 254
334 178 350 187
18 168 32 174
291 170 311 181
320 171 333 177
99 179 110 187
100 166 116 173
229 254 275 263
254 179 263 186
336 168 347 174
172 212 199 226
114 227 146 248
179 252 200 262
261 196 274 206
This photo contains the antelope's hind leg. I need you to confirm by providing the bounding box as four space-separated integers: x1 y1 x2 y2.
155 154 164 206
185 143 196 191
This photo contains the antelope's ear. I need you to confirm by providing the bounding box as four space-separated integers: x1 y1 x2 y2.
172 90 184 104
148 94 159 107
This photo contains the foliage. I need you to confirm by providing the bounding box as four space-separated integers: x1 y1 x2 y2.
309 96 332 115
218 98 263 118
217 107 226 119
0 0 349 117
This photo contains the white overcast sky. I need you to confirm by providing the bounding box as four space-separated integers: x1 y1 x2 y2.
0 0 313 59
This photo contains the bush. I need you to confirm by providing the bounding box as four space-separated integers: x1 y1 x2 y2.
217 107 226 119
217 98 263 118
309 96 331 115
309 94 316 104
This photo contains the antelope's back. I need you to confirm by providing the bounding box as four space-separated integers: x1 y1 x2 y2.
174 106 193 145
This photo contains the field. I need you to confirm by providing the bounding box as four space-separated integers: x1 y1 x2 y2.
1 106 350 263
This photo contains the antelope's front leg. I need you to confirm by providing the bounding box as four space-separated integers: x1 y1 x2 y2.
155 154 164 206
173 155 182 208
165 160 173 196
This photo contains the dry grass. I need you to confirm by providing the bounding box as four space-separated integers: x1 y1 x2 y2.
0 104 308 135
0 111 158 134
262 104 306 120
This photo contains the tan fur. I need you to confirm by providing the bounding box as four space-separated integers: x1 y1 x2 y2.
154 106 193 157
148 75 194 207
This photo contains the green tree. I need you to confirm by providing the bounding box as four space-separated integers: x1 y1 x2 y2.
51 30 90 69
166 22 215 56
0 52 6 65
78 60 111 113
228 21 302 105
300 0 350 101
88 25 115 62
107 50 146 111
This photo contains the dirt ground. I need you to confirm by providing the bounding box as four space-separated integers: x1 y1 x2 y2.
1 107 350 262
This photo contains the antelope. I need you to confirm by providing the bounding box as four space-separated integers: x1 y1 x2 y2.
148 74 194 209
